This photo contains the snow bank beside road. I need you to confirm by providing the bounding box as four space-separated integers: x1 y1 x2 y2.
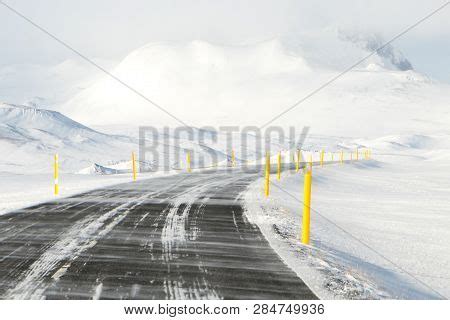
0 171 178 216
244 155 450 299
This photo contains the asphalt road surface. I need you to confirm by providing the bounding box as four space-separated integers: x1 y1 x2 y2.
0 168 317 299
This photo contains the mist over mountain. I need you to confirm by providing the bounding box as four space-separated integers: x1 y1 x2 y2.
60 32 450 138
2 29 450 174
0 59 109 109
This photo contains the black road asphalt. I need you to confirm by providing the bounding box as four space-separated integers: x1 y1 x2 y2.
0 168 317 299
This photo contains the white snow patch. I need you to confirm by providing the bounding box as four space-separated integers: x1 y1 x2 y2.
244 152 450 299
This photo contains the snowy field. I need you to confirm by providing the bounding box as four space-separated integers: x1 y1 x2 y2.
245 152 450 299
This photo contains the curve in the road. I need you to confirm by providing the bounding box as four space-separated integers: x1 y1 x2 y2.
0 169 317 299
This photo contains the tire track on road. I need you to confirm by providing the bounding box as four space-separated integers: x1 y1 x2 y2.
0 170 317 300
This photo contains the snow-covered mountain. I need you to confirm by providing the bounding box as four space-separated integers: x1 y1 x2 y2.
3 31 450 174
63 33 450 138
0 103 279 174
0 103 136 173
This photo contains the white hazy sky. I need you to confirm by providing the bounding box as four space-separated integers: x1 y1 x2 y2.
1 0 449 82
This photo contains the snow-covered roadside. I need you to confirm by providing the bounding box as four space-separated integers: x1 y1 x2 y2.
0 170 179 216
244 155 450 299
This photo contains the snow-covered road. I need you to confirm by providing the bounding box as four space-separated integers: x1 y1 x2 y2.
0 168 316 299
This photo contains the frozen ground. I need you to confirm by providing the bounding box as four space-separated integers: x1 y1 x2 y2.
244 151 450 299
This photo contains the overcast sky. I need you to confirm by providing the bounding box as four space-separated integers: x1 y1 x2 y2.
1 0 449 82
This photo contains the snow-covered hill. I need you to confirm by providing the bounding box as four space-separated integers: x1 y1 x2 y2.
3 32 450 173
63 33 450 139
0 103 291 174
0 103 136 173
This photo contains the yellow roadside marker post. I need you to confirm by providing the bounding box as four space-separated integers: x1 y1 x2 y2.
301 165 312 244
277 152 281 180
264 152 270 197
132 151 137 181
292 153 295 171
320 150 324 167
231 149 236 167
340 150 344 164
54 154 59 195
187 151 192 173
292 153 295 166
